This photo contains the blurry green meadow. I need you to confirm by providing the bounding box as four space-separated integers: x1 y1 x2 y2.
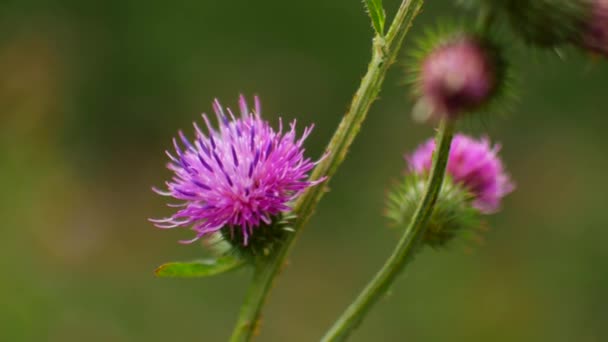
1 0 608 341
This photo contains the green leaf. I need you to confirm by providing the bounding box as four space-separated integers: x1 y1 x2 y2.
364 0 386 35
155 255 246 278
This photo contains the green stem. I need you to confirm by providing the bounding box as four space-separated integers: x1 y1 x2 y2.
229 1 424 341
321 120 455 342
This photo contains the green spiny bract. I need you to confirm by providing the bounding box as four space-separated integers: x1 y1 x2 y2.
203 213 297 261
386 175 482 249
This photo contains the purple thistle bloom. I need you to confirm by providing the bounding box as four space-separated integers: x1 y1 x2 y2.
581 0 608 56
420 37 496 118
407 134 514 214
151 95 325 245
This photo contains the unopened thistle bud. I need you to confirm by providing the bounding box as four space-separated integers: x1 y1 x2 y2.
387 134 514 248
411 32 505 121
150 95 325 256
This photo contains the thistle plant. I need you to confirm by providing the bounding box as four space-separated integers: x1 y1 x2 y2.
149 0 605 340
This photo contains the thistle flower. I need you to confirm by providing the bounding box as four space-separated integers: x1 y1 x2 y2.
407 134 514 214
580 0 608 56
411 32 505 121
387 134 513 248
151 95 324 246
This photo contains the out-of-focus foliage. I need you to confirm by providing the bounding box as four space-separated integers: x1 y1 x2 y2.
1 1 608 341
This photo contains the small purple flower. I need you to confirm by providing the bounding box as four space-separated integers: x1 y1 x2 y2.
581 0 608 56
407 134 514 214
420 37 496 118
151 95 324 244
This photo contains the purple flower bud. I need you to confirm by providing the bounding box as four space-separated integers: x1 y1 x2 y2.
581 0 608 56
419 37 497 119
407 134 514 214
151 95 325 245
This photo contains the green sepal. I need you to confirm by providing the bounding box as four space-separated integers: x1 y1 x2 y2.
386 174 482 248
218 213 297 261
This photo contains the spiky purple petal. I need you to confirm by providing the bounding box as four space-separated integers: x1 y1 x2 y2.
152 95 324 244
407 134 514 214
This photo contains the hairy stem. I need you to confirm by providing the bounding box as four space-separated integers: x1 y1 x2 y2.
229 1 424 341
321 120 455 341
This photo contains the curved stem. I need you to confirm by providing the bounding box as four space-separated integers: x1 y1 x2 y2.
229 1 424 340
321 120 455 342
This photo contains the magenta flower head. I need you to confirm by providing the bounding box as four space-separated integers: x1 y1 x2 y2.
421 37 495 117
387 133 514 248
580 0 608 56
151 95 324 247
410 31 506 122
407 134 514 214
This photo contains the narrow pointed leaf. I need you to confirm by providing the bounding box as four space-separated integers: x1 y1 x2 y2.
155 255 245 278
364 0 386 34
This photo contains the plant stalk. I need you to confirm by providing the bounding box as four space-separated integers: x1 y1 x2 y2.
321 120 455 341
229 1 424 340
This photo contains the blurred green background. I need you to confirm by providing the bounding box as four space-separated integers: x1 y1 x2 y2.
1 0 607 341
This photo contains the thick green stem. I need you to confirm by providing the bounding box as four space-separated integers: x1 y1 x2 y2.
228 1 424 341
321 120 455 342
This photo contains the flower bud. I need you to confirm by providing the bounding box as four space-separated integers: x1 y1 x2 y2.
412 33 504 121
